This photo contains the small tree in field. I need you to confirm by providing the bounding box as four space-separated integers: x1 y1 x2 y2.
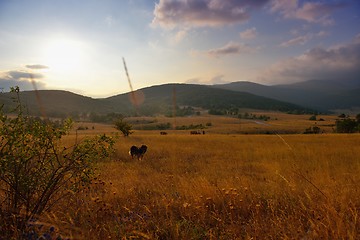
0 87 115 237
356 113 360 123
114 118 133 136
309 115 317 121
335 118 358 133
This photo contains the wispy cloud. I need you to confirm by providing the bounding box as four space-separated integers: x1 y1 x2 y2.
280 35 311 47
261 34 360 83
25 64 49 70
105 15 114 27
171 29 188 44
316 31 329 37
207 41 257 58
6 70 44 80
240 27 257 40
0 70 46 91
280 31 329 47
185 77 202 84
270 0 346 25
152 0 270 29
186 74 228 85
209 74 227 84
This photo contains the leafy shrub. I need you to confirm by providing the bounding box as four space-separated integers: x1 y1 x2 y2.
238 112 270 121
114 118 133 136
304 126 321 134
335 118 359 133
0 87 115 236
309 115 317 121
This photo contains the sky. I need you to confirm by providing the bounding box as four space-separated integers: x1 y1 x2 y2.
0 0 359 98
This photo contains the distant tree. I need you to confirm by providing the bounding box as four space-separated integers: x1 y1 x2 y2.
208 108 225 115
304 126 321 134
338 113 347 119
356 113 360 123
312 126 321 134
309 115 317 121
114 118 133 136
227 106 239 115
335 118 358 133
259 115 270 121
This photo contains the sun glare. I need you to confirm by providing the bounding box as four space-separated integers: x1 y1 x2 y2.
42 38 85 73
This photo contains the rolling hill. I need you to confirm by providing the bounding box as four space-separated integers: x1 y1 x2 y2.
214 79 360 111
0 90 114 117
106 84 312 114
0 84 313 119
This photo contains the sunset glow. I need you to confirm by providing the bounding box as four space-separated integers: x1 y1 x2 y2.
0 0 359 97
42 39 85 73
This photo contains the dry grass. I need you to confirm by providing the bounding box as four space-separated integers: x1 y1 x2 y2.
40 115 360 239
121 112 337 134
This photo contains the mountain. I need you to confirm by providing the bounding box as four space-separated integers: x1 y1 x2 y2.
105 84 312 115
0 90 116 117
0 84 312 118
214 79 360 111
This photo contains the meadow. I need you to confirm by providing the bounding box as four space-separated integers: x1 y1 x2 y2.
4 113 360 239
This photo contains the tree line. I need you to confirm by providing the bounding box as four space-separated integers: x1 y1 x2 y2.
335 114 360 133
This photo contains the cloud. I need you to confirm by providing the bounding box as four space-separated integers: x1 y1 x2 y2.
260 34 360 83
316 31 329 37
25 64 49 70
0 70 46 92
240 27 257 40
185 77 202 84
105 15 114 27
207 41 257 58
152 0 270 29
280 35 310 47
270 0 345 25
6 71 44 80
209 74 227 84
171 30 188 44
280 31 329 47
185 74 228 84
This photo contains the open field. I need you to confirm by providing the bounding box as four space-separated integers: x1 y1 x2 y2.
73 111 340 136
26 113 358 239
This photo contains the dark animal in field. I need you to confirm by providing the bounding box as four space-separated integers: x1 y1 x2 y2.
160 131 168 135
129 145 148 160
190 130 201 135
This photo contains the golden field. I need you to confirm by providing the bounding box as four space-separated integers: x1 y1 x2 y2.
27 114 360 239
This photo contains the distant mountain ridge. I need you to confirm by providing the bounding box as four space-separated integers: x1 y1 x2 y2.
106 83 311 114
214 79 360 111
0 83 313 118
1 79 357 119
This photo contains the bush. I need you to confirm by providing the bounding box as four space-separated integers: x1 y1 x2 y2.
114 118 133 136
309 115 317 121
0 87 115 236
304 126 321 134
335 118 359 133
